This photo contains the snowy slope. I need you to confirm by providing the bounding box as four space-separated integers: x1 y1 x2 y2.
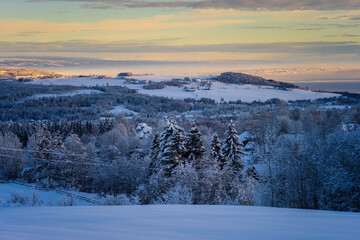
0 183 93 206
0 205 359 240
28 76 339 103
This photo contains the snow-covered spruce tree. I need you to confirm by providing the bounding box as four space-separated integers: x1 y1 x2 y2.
0 131 24 180
155 162 198 204
221 120 245 172
184 122 205 163
25 124 51 183
148 122 174 175
64 133 89 189
157 120 174 153
45 130 66 187
148 133 160 176
154 120 186 176
210 133 225 169
25 125 65 187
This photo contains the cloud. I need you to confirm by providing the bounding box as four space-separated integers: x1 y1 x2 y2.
323 34 360 38
15 31 48 37
28 0 360 10
307 22 360 29
0 56 277 68
318 15 360 20
343 34 360 37
0 14 253 40
244 26 290 30
1 40 359 56
318 15 349 20
297 27 324 31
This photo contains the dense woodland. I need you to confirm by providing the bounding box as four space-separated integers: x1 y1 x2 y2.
0 80 359 211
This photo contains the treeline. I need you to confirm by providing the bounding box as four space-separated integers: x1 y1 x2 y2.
2 80 360 124
0 102 360 211
0 81 217 121
3 119 115 147
0 119 257 205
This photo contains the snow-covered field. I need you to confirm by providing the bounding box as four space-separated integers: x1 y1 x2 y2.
104 105 138 116
136 83 338 103
29 76 339 103
1 205 359 240
24 89 104 100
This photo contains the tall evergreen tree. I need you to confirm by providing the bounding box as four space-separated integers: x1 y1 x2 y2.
210 133 225 169
153 120 186 175
98 122 105 135
85 121 94 135
148 120 175 175
64 133 89 189
0 131 24 180
185 122 205 163
221 120 244 172
25 125 65 187
49 130 66 186
157 120 174 152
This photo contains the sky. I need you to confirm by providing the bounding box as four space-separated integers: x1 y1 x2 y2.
1 0 360 75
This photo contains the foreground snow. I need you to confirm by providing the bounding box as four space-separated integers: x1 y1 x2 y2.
29 77 339 103
1 205 359 240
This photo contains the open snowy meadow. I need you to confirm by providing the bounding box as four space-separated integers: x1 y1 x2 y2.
1 205 359 240
29 76 339 103
1 183 358 240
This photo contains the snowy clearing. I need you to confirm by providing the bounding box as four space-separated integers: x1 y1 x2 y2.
29 76 339 103
318 105 350 110
136 83 339 103
23 89 104 100
103 105 138 116
0 205 359 240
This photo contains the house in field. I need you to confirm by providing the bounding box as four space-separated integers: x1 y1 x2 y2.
184 86 197 92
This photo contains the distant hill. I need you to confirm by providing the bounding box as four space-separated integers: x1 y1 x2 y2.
0 68 63 81
217 72 298 89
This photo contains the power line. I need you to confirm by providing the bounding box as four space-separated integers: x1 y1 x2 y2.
0 153 248 175
0 153 103 167
0 147 91 158
0 146 153 168
0 147 115 166
0 148 252 174
0 152 149 169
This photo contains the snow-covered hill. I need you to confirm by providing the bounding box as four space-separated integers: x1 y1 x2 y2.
1 205 359 240
28 76 339 103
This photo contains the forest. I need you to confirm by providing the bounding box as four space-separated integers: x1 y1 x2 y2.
0 80 359 211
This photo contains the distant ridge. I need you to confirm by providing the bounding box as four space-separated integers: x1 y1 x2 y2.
217 72 298 89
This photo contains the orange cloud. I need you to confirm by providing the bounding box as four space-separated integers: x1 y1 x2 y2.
0 11 254 42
